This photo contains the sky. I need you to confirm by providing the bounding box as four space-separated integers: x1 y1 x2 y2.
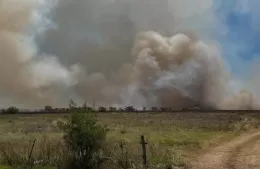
215 0 260 77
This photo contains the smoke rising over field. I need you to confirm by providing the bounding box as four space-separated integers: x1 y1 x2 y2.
0 0 258 109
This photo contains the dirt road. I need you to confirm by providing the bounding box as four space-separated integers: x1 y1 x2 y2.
191 131 260 169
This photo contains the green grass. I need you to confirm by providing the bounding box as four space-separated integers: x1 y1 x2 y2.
0 165 55 169
0 165 9 169
0 112 259 168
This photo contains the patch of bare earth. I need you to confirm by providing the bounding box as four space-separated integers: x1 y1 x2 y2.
191 131 260 169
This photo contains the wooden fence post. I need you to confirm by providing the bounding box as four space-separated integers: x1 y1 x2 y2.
28 139 36 166
140 135 147 168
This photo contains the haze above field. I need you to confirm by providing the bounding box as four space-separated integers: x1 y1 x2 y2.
0 0 259 109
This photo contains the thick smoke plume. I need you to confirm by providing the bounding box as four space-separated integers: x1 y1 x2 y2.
0 0 259 109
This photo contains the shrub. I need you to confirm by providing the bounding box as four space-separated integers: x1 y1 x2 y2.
2 107 19 114
124 106 135 112
58 100 108 169
98 107 107 112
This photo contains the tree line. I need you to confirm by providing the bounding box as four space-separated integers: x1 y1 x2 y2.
0 105 204 114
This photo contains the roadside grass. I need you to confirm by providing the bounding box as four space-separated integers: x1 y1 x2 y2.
0 165 9 169
0 165 55 169
0 112 259 168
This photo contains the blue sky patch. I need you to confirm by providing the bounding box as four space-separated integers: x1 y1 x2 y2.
215 0 260 77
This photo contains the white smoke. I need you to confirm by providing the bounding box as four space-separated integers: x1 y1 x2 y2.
0 0 258 110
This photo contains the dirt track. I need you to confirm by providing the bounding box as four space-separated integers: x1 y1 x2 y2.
191 130 260 169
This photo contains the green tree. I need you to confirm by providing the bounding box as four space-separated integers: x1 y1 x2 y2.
98 106 107 112
58 100 108 169
3 106 19 114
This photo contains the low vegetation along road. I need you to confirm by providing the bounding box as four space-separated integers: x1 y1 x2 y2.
192 130 260 169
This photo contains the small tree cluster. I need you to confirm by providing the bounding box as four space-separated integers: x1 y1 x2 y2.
124 106 136 112
98 106 107 112
2 106 19 114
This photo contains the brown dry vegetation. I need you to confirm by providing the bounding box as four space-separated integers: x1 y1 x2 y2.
0 112 260 169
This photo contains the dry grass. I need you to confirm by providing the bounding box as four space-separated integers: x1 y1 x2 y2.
0 112 260 168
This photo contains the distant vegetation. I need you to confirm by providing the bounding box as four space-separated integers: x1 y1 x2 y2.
1 106 19 114
2 104 258 115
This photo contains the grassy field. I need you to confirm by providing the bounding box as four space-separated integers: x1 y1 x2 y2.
0 112 260 169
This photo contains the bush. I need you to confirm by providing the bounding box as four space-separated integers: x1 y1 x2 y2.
58 100 108 169
124 106 135 112
98 107 107 112
2 107 19 114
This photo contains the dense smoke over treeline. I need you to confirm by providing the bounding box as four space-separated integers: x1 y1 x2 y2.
0 0 258 109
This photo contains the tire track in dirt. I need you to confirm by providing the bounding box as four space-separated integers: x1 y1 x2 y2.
191 131 260 169
228 134 260 169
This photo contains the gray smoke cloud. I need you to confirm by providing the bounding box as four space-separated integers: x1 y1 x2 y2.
0 0 258 109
